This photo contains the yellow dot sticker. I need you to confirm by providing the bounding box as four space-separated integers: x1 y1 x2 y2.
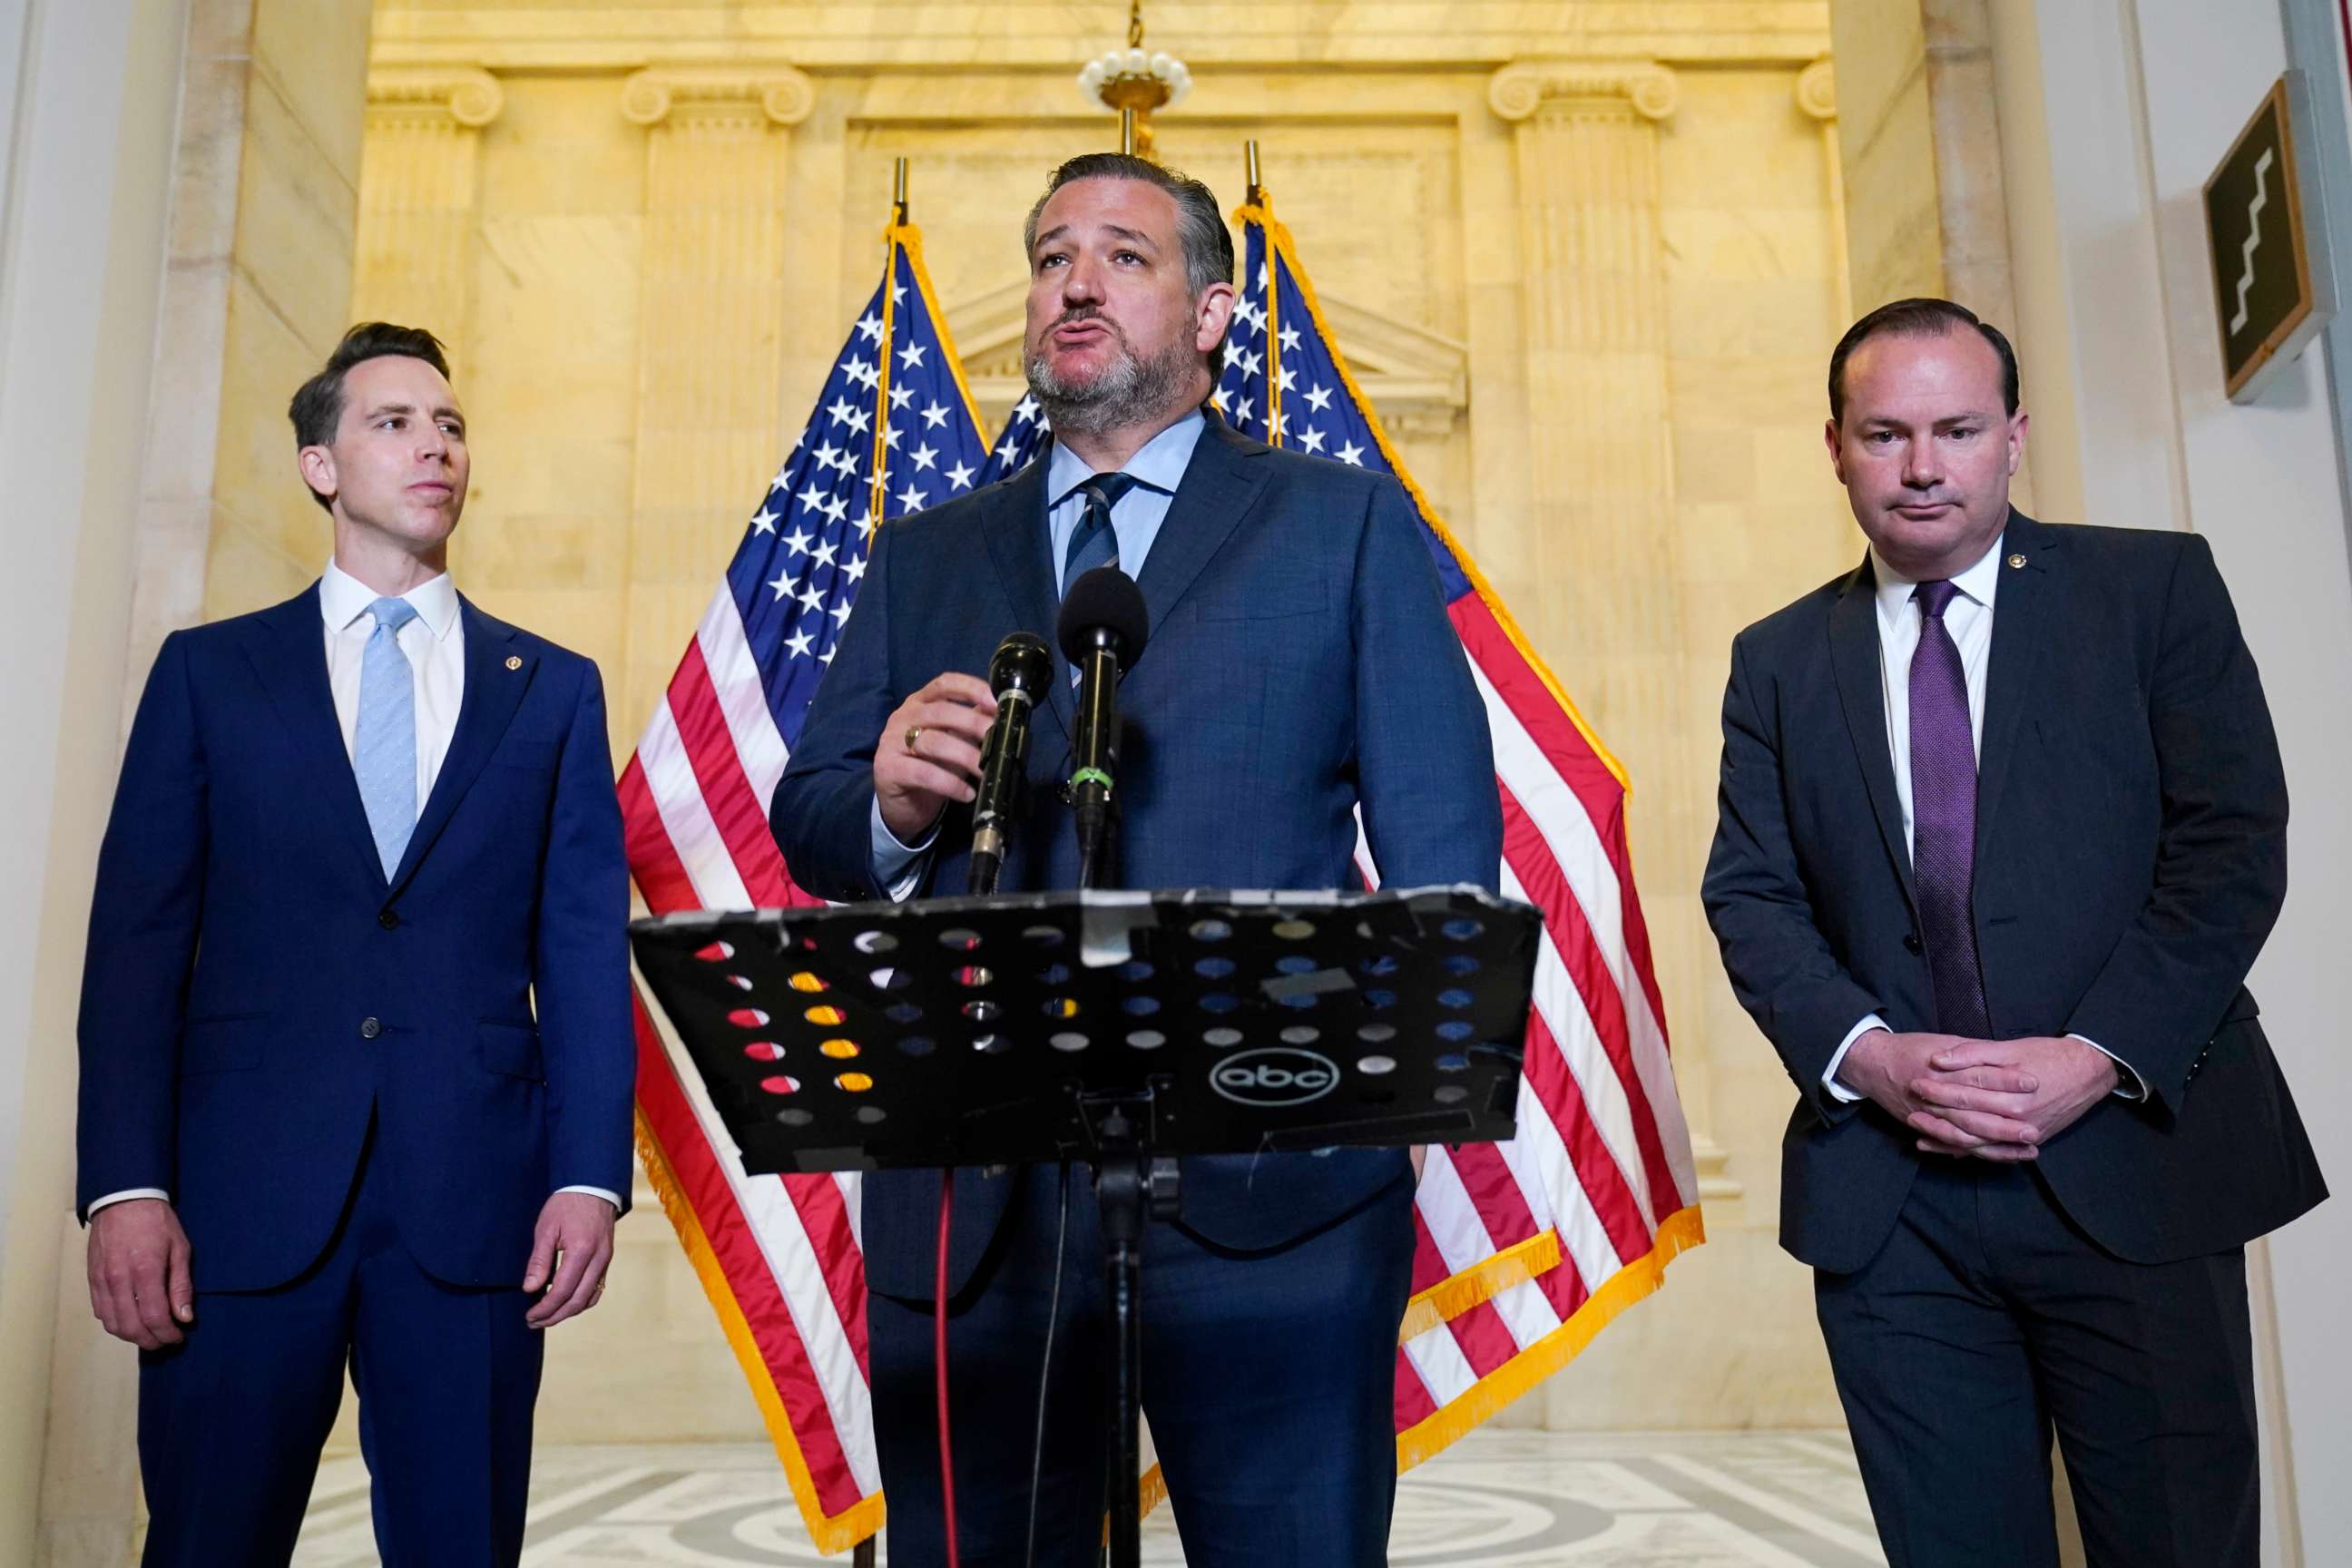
834 1072 874 1093
819 1039 860 1059
804 1004 846 1026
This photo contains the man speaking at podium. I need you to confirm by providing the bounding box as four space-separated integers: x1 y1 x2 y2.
772 152 1501 1565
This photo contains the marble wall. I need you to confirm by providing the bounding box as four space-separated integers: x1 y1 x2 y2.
306 0 1869 1442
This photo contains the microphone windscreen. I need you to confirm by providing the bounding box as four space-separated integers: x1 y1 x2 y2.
988 632 1053 701
1055 566 1151 667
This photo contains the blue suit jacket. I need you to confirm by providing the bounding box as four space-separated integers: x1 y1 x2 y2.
771 416 1503 1297
76 585 637 1291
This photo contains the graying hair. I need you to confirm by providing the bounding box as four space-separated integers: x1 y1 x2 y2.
1022 152 1234 303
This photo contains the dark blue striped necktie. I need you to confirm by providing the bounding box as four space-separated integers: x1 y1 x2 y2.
1062 471 1140 597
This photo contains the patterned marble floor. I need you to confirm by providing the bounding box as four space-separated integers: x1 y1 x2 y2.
293 1429 1887 1566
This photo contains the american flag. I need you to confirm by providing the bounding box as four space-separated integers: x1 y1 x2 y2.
621 220 1002 1552
622 197 1703 1556
1216 191 1703 1458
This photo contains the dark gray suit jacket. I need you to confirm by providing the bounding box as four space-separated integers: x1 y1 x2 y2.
772 416 1503 1296
1704 511 2325 1272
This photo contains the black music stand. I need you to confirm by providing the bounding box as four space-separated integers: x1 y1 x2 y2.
632 885 1537 1567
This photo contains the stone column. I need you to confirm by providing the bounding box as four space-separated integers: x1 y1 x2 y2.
1487 60 1730 1200
352 66 505 354
617 65 815 740
1797 57 1852 324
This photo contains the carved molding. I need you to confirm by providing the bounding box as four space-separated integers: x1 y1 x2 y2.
367 66 505 128
1795 57 1836 122
621 66 817 128
1487 60 1678 124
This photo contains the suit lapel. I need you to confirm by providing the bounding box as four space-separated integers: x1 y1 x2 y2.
1973 509 2051 864
977 455 1069 741
1827 559 1919 916
242 584 387 890
1132 418 1271 647
389 597 534 894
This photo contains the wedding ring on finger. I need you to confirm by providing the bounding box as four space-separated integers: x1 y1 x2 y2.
904 723 926 756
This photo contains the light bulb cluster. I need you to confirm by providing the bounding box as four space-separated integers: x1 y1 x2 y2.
1077 46 1192 111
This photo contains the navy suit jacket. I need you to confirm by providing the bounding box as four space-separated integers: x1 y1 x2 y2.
772 416 1503 1297
1704 512 2326 1273
76 585 637 1291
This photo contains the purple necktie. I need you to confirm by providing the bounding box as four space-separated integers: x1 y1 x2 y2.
1909 580 1990 1037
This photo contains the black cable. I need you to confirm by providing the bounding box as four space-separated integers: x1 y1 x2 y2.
1024 1160 1073 1568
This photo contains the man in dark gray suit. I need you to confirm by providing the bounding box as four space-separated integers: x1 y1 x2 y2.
1704 298 2326 1567
773 153 1500 1567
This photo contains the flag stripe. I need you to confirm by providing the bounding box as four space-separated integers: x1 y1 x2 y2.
648 1016 881 1499
783 1171 872 1380
621 759 700 917
669 642 796 909
633 1018 870 1511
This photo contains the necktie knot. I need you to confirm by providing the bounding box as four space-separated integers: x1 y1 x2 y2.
1076 471 1142 516
1914 579 1960 622
368 596 420 636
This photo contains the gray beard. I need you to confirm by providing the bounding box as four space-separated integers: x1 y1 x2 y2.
1025 329 1199 440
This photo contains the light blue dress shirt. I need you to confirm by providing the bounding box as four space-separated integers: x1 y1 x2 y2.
867 410 1209 894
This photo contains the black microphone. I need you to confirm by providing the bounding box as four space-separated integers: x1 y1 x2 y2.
1054 566 1151 889
966 632 1053 896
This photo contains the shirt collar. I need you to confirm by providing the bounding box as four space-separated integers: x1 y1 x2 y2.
1047 408 1208 509
320 558 460 640
1869 530 2006 619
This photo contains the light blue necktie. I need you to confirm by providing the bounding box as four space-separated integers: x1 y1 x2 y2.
354 596 421 879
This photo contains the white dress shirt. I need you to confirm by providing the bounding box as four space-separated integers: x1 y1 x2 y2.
1823 535 2141 1102
91 562 619 1216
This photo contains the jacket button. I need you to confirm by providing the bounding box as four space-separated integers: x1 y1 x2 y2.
378 909 400 930
359 1016 382 1040
1902 933 1924 956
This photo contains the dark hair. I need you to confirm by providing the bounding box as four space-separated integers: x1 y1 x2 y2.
289 322 453 512
1827 298 2019 426
1024 152 1234 373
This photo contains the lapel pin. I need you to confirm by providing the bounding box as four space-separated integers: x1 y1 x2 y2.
505 655 523 671
2007 554 2026 569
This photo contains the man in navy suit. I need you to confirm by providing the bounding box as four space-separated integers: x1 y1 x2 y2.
77 323 635 1566
1703 299 2326 1566
772 153 1501 1566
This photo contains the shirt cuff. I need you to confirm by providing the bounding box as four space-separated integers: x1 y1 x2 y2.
2067 1034 2148 1101
1824 1014 1890 1103
88 1188 171 1216
556 1184 622 1210
869 796 939 904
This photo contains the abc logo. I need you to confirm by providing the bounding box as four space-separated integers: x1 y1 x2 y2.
1210 1048 1341 1107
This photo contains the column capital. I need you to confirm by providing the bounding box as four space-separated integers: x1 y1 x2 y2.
621 66 816 129
367 66 505 129
1487 60 1678 124
1795 57 1837 123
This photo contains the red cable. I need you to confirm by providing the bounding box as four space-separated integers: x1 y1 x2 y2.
936 1170 960 1568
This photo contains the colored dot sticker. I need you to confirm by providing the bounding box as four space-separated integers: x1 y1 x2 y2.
804 1004 846 1025
819 1039 860 1059
834 1072 874 1093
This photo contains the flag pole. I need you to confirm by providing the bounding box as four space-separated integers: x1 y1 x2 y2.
1246 143 1280 446
871 161 910 528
